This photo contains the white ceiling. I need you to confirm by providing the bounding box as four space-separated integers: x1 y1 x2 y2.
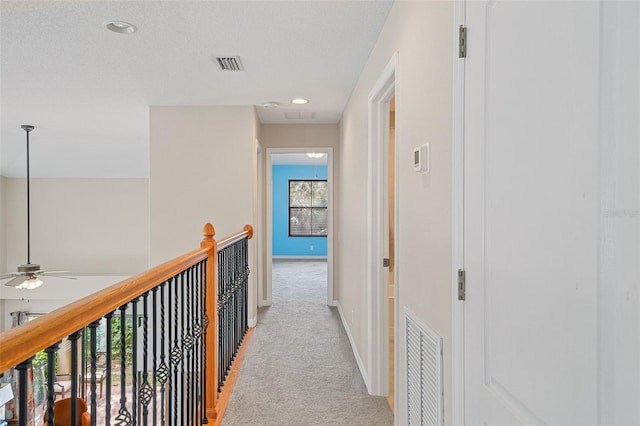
0 0 393 178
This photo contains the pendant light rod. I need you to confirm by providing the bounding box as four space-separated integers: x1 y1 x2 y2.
21 125 34 265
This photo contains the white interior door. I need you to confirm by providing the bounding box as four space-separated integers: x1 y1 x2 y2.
463 1 601 424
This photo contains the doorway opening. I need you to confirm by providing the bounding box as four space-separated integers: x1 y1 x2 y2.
264 148 334 307
367 53 398 405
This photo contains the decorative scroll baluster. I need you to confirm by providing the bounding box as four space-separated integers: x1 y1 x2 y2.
115 305 132 425
218 247 224 391
152 287 159 426
88 320 99 424
105 312 114 425
171 273 182 426
140 292 153 424
158 281 168 426
185 265 193 426
201 257 210 424
194 262 202 425
216 236 250 394
45 344 58 426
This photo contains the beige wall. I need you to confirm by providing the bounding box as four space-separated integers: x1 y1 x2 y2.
339 1 454 423
260 124 339 150
0 177 148 330
3 178 149 274
150 105 257 322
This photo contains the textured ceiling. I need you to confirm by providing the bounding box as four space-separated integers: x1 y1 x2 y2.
0 0 393 178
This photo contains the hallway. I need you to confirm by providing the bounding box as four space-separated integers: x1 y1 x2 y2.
222 259 393 425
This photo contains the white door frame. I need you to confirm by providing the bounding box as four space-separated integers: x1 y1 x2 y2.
254 138 264 317
265 147 335 306
452 1 466 424
367 52 398 397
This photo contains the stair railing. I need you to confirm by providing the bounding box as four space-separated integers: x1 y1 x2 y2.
0 222 252 426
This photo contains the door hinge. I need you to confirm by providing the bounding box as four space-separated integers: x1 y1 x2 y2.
457 269 466 301
383 258 390 267
458 25 467 58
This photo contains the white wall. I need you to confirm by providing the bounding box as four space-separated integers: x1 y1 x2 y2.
149 106 257 323
339 1 454 423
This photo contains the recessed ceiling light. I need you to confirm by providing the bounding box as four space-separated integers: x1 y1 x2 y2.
106 21 137 34
291 98 309 105
262 101 280 108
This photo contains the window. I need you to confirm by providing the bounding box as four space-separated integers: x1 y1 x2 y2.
289 180 328 237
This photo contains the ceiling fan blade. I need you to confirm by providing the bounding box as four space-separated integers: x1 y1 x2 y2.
4 275 28 288
41 274 76 280
0 272 19 280
38 270 71 276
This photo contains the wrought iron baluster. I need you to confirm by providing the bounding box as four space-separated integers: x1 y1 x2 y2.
131 298 138 424
45 344 59 426
88 320 100 425
15 359 31 425
167 277 173 426
152 287 159 426
201 258 209 424
159 281 169 426
181 268 187 425
140 292 153 425
185 265 193 426
105 312 114 426
68 330 81 425
194 261 202 425
171 273 183 426
218 248 224 391
115 305 132 425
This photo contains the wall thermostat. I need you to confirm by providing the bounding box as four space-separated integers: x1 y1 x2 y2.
414 143 430 173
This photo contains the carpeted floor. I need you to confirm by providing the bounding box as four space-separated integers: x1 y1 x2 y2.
221 259 393 426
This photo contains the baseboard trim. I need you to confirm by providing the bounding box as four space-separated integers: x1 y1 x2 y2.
336 302 369 389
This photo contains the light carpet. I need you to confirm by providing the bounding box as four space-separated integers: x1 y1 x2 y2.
221 259 393 426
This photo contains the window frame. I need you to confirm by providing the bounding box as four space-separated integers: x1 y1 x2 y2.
288 179 328 237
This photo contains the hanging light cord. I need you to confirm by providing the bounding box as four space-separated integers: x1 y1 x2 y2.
24 126 32 265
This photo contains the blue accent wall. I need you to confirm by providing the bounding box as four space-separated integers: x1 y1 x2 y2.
273 165 328 256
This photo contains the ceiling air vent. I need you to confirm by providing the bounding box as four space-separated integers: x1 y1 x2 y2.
215 56 244 71
285 112 316 120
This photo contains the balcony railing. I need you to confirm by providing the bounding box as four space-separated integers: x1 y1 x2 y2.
0 223 253 426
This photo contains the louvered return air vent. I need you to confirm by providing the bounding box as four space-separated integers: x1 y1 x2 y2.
215 56 244 71
284 112 316 120
406 308 444 426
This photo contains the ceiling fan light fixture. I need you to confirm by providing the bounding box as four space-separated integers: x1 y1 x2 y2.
16 276 43 290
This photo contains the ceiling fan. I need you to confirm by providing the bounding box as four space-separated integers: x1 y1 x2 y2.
0 125 75 290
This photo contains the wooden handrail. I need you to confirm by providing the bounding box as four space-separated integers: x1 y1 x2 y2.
217 224 253 251
0 223 253 374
